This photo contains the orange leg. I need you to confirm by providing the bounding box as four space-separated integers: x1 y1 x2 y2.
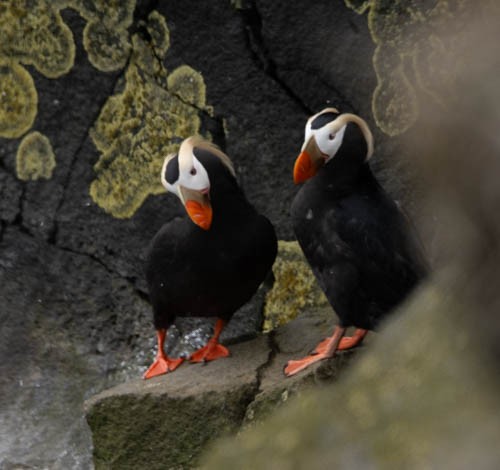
337 328 368 350
190 318 230 363
143 329 184 379
284 326 346 377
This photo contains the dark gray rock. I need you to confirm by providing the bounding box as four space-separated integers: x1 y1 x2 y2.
84 307 360 469
202 12 500 469
255 0 376 115
202 283 500 469
0 169 22 224
0 226 151 469
85 337 271 470
243 307 359 428
157 0 309 239
0 9 123 241
0 1 422 468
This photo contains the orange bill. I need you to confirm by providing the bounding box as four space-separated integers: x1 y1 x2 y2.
185 198 213 230
294 151 315 184
293 136 325 184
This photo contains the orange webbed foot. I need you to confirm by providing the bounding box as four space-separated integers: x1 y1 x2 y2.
285 325 346 377
337 328 368 351
189 340 230 363
311 337 332 355
284 353 329 377
143 356 184 379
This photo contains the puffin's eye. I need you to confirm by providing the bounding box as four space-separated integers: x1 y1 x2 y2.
328 133 336 140
190 167 197 176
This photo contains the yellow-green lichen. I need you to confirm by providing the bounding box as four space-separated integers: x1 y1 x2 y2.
147 10 171 58
371 42 418 136
0 0 75 79
263 241 328 332
345 0 500 136
65 0 135 28
89 11 213 218
0 0 139 174
0 60 38 138
16 131 56 181
82 21 132 72
0 0 75 139
167 65 208 110
75 0 136 72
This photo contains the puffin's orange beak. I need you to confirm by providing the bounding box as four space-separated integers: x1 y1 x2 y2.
293 137 325 184
179 187 213 230
185 197 212 230
293 150 316 184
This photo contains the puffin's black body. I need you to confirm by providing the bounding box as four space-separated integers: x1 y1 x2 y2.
146 152 277 328
145 146 277 378
285 109 427 376
291 160 426 331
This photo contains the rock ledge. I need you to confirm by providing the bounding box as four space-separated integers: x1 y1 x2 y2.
85 307 359 469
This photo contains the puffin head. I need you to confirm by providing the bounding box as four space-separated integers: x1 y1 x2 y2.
161 136 235 230
293 108 374 184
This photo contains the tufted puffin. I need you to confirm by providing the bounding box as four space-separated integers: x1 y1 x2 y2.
144 136 277 379
284 108 427 376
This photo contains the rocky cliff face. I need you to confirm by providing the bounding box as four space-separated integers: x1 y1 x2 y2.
202 7 500 469
0 2 375 467
2 0 497 468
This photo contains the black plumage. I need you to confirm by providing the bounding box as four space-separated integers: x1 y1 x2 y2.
144 139 277 379
285 110 427 376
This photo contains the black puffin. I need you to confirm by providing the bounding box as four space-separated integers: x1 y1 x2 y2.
144 136 277 379
285 108 427 376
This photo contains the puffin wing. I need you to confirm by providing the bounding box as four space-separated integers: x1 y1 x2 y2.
333 198 426 306
144 217 197 305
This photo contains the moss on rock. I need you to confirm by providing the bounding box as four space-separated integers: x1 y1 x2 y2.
202 281 500 468
82 21 131 72
89 11 214 218
0 0 75 79
345 0 500 135
147 10 170 58
0 0 137 152
16 131 56 181
88 388 255 470
76 0 136 72
85 315 362 469
0 60 38 138
85 337 271 469
263 241 328 332
167 65 209 111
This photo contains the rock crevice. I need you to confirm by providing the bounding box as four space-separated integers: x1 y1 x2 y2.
85 336 270 469
85 307 359 469
238 1 312 115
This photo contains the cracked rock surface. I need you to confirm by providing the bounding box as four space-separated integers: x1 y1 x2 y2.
84 307 359 469
0 1 384 468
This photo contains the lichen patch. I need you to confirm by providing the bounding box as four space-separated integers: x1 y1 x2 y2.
263 241 328 332
345 0 500 136
89 11 214 218
16 131 56 181
0 61 38 139
0 0 75 79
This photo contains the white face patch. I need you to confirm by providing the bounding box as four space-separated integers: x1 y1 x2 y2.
314 124 347 162
160 150 210 204
173 137 211 202
177 154 210 192
161 136 237 207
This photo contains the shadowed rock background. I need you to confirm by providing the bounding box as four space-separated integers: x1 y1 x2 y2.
1 0 499 469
